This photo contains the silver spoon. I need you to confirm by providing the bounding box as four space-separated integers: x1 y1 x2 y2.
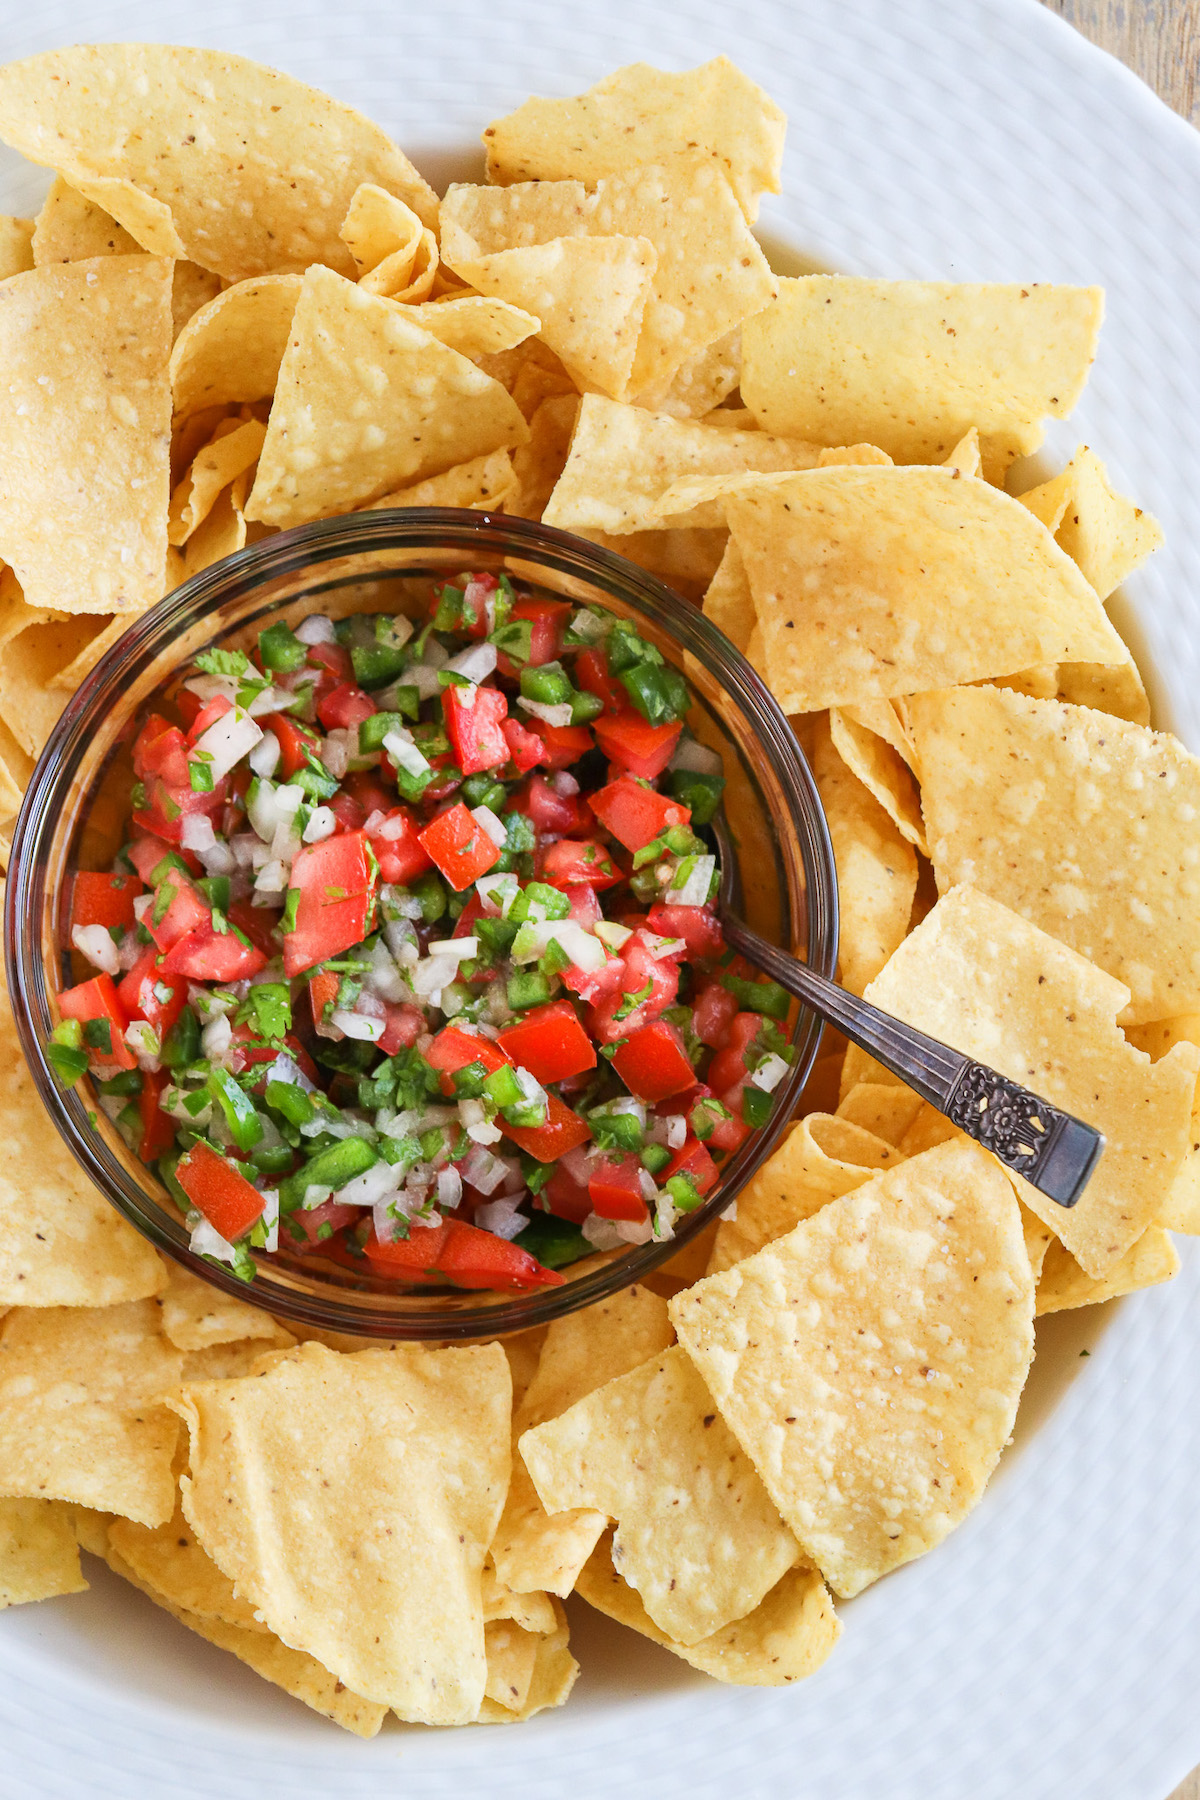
709 810 1104 1209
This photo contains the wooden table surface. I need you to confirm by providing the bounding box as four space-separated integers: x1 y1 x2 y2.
1037 8 1198 1797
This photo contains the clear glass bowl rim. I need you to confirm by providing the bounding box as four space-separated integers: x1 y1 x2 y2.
4 508 839 1340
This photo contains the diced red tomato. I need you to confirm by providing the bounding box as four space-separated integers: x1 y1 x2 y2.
160 923 268 983
230 1025 319 1086
132 774 227 846
128 836 196 884
589 776 690 852
265 711 321 779
118 948 187 1037
665 1135 719 1197
611 1019 695 1102
368 808 433 886
459 573 499 638
378 1003 424 1055
540 838 622 890
417 802 500 891
70 871 144 935
305 640 352 681
693 979 739 1047
500 715 547 774
176 1140 264 1240
495 596 571 672
59 973 136 1071
186 694 234 745
174 688 204 733
499 1092 592 1163
289 1196 360 1247
593 714 681 780
443 682 509 775
344 771 396 817
566 884 602 932
497 1001 597 1085
561 950 626 1005
283 830 377 977
328 789 367 833
363 1216 561 1289
590 932 681 1043
671 1081 750 1154
587 1153 648 1222
226 901 278 960
646 903 724 960
537 721 594 772
308 969 340 1034
145 872 211 952
317 682 376 732
542 1165 592 1224
133 715 190 786
137 1070 176 1161
574 646 630 716
707 1011 765 1095
427 1023 511 1096
516 774 592 837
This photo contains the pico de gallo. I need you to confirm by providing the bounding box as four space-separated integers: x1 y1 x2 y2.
49 573 797 1291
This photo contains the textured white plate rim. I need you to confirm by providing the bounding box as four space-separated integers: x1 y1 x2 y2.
0 2 1198 1796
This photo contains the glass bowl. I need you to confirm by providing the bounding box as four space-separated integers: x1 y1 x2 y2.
4 510 838 1340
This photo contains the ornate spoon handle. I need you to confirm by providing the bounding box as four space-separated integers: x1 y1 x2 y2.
719 912 1104 1209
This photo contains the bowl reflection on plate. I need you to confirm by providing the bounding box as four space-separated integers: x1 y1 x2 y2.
4 509 837 1339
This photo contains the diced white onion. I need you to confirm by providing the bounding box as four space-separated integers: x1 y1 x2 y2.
303 806 337 843
72 923 120 976
202 1015 233 1059
665 855 716 908
447 640 498 684
260 1052 316 1094
594 920 633 951
295 615 335 644
406 664 444 702
254 859 289 895
192 706 263 782
670 736 724 775
259 1188 280 1253
383 891 424 926
410 955 461 1000
664 1113 687 1149
132 892 154 923
473 1197 527 1240
437 1166 463 1209
319 731 352 780
518 696 574 728
653 1189 678 1241
476 872 519 917
374 812 406 841
330 1008 384 1042
384 917 421 959
510 918 607 972
364 939 409 1004
567 607 606 642
472 805 508 848
610 1096 646 1122
117 929 142 972
460 1141 508 1188
123 1020 162 1072
335 1161 400 1208
426 936 478 964
550 770 580 797
638 1168 659 1204
382 729 431 777
642 931 685 960
189 1214 241 1264
180 813 218 855
248 730 281 779
749 1053 789 1093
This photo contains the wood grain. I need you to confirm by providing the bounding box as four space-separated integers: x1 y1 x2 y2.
1037 7 1199 1797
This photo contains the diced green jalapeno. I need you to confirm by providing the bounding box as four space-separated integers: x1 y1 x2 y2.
519 662 573 707
207 1068 265 1152
742 1086 774 1127
506 970 552 1011
160 1008 201 1070
257 621 307 673
669 768 726 825
484 1063 523 1108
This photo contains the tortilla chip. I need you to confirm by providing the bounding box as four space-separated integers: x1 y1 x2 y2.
811 715 918 993
864 884 1197 1276
0 1301 181 1525
494 338 580 420
671 1137 1035 1598
109 1495 266 1631
168 419 267 544
172 1341 510 1724
520 1345 799 1644
340 183 425 275
0 215 33 280
170 263 222 343
170 274 302 422
741 276 1103 475
828 701 927 854
0 1497 88 1606
578 526 728 604
440 153 776 397
577 1533 838 1685
49 614 132 693
1017 445 1163 599
455 237 656 401
835 1082 926 1146
32 175 140 262
1055 657 1151 725
474 1601 578 1722
943 427 982 477
543 395 819 535
158 1263 293 1354
481 1560 557 1636
1036 1227 1180 1315
484 56 784 221
636 329 742 419
0 715 31 819
0 612 104 756
709 1113 903 1274
244 266 528 529
366 448 517 514
0 45 439 282
104 1541 385 1735
0 974 165 1305
508 395 580 522
491 1284 673 1598
0 256 172 614
177 1340 292 1384
720 466 1129 713
182 484 246 577
908 686 1200 1025
990 663 1061 700
701 538 756 655
67 1505 114 1557
401 296 540 361
482 1618 540 1713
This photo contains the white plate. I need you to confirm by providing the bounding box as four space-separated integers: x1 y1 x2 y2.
1 2 1198 1795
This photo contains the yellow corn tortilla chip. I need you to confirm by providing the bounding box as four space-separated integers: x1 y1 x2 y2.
828 702 927 855
179 1340 294 1384
170 274 302 419
543 395 819 535
741 276 1103 476
0 974 164 1306
1124 1017 1200 1232
171 262 222 343
474 1601 578 1723
0 1302 181 1526
578 526 728 604
1055 657 1151 725
0 613 101 757
508 394 580 522
455 237 655 401
701 538 756 655
491 1283 673 1598
104 1541 386 1736
244 266 528 529
0 256 172 614
168 419 267 544
907 686 1200 1026
992 663 1061 701
0 1497 88 1607
501 338 580 420
520 1345 799 1645
109 1496 267 1632
483 1618 540 1714
671 1137 1035 1598
441 154 776 398
49 612 137 694
67 1505 113 1558
835 1082 927 1147
158 1263 293 1354
0 214 33 280
182 484 247 578
32 175 140 262
721 466 1129 712
483 56 785 224
709 1113 903 1274
172 1341 510 1725
366 448 517 514
0 715 32 820
401 296 541 360
481 1561 557 1636
577 1533 838 1686
811 715 918 994
864 885 1197 1276
0 45 438 282
943 426 983 477
1017 445 1163 600
360 231 439 303
1036 1228 1180 1315
637 328 742 419
339 183 425 277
